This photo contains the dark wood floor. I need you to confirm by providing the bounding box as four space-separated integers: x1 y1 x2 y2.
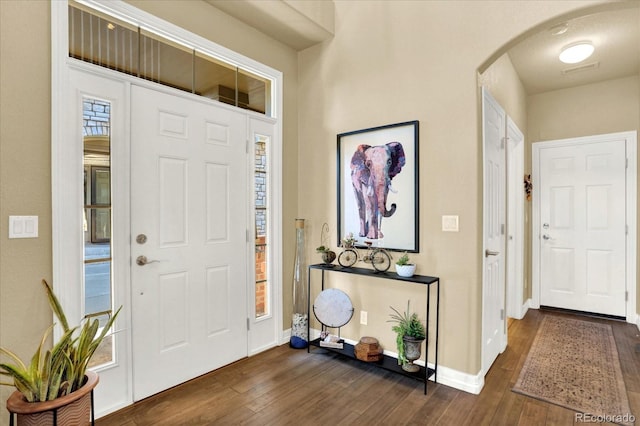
97 309 640 425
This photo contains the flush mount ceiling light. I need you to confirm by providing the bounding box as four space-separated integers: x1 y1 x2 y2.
559 42 595 64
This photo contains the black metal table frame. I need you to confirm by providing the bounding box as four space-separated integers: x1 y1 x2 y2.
306 263 440 394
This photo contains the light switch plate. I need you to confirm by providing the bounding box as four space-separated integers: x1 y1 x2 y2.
442 215 459 232
9 216 39 239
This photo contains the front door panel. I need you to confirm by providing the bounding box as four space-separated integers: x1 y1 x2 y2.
131 85 248 400
539 139 626 316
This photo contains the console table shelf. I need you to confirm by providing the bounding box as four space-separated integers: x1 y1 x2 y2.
307 263 440 394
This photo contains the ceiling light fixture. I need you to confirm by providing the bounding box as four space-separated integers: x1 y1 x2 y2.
559 42 594 64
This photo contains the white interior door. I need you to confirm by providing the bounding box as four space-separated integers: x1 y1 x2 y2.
131 85 248 400
482 88 507 374
538 137 626 317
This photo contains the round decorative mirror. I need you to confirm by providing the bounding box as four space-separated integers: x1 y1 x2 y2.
313 288 354 328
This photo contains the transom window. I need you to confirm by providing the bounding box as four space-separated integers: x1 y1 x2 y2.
69 1 271 115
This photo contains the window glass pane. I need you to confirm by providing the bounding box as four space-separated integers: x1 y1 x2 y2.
195 51 238 104
83 97 114 367
139 29 193 93
238 69 269 115
255 135 269 318
69 3 139 76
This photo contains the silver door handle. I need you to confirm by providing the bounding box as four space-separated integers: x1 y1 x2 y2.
136 255 160 266
485 249 500 257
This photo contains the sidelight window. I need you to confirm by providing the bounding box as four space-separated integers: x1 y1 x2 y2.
83 97 114 367
255 134 269 318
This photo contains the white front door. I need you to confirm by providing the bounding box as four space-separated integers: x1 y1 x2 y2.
482 88 507 374
131 85 248 400
537 136 626 317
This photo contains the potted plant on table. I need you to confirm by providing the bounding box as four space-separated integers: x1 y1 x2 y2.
316 245 336 265
395 252 416 277
0 279 120 425
388 300 426 372
316 222 336 265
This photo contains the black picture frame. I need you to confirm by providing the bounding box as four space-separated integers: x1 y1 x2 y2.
337 120 419 253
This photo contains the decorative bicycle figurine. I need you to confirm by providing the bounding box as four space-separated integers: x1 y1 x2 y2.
338 233 392 272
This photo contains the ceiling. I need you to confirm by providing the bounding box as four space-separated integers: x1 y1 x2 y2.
207 2 639 96
508 5 640 95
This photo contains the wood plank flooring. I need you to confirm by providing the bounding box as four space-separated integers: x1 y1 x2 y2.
97 309 640 425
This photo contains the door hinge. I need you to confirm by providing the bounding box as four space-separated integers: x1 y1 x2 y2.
626 158 629 169
500 309 505 321
625 291 629 302
626 225 629 236
246 139 249 154
247 318 250 330
501 224 505 235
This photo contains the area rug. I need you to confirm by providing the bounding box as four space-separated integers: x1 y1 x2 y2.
512 315 634 424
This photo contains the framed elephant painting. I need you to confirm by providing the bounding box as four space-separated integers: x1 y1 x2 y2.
337 120 419 253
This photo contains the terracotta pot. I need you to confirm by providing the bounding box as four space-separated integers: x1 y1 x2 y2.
6 371 99 426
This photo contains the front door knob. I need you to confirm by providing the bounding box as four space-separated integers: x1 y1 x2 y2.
136 255 159 266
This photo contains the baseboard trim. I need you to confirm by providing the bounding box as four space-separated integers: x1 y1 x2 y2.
435 366 485 395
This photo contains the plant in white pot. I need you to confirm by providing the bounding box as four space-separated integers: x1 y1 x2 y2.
0 279 120 425
395 252 416 277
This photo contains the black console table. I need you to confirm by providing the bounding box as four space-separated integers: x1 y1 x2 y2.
306 263 440 394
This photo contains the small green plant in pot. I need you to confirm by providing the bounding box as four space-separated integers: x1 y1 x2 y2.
395 252 416 277
316 245 336 265
0 279 120 425
388 300 426 372
316 223 336 265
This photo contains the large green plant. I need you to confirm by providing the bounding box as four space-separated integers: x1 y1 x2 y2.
388 300 426 365
0 279 121 402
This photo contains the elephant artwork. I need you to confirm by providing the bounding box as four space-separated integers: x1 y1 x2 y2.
350 142 406 240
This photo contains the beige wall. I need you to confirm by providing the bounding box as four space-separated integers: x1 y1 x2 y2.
0 0 53 417
297 0 607 375
528 75 640 142
0 0 617 421
480 53 528 133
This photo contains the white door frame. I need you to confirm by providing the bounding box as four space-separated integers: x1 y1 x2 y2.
531 131 637 324
52 0 283 416
506 117 525 320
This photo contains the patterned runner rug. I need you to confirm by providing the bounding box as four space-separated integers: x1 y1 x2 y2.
512 315 634 424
